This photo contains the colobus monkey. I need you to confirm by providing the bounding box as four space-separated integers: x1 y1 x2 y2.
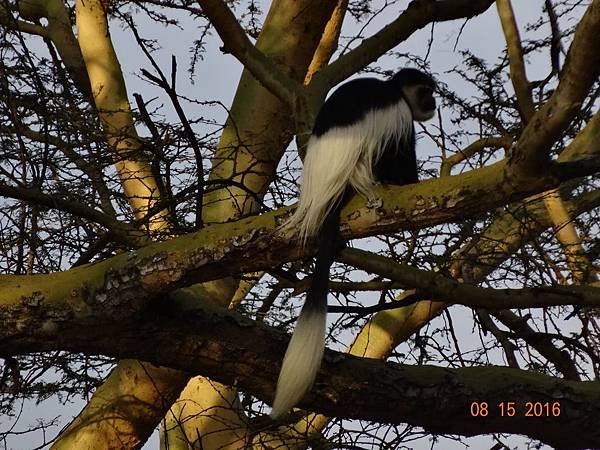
272 68 436 418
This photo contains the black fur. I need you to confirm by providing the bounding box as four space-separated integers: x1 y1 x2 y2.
272 68 435 417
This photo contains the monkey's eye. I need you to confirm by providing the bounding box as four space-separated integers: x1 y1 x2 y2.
419 85 434 96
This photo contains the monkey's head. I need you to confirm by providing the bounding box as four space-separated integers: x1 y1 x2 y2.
392 68 437 122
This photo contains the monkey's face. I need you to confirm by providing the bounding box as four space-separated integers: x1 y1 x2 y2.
402 83 436 122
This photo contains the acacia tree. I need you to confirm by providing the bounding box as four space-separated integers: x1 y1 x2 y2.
1 0 599 449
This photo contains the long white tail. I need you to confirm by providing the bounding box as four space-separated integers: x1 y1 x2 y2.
270 298 327 418
272 99 413 417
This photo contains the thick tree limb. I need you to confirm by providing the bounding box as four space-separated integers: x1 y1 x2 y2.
310 0 496 92
1 301 599 449
76 0 167 229
507 0 600 178
304 0 348 84
341 156 599 240
0 156 598 311
43 0 93 97
6 261 598 346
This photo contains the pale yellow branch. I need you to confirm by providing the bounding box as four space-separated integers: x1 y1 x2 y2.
543 106 600 285
52 2 174 448
440 136 513 177
543 190 598 283
304 0 348 85
44 0 93 96
496 0 536 121
6 0 93 96
75 0 167 230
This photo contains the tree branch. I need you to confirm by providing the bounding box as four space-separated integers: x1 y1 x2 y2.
492 309 580 381
196 0 303 109
337 248 600 309
1 300 599 449
0 6 48 37
440 136 512 177
304 0 348 84
0 182 143 247
3 0 93 97
496 0 536 122
310 0 496 93
76 0 168 230
507 0 600 178
0 154 597 310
